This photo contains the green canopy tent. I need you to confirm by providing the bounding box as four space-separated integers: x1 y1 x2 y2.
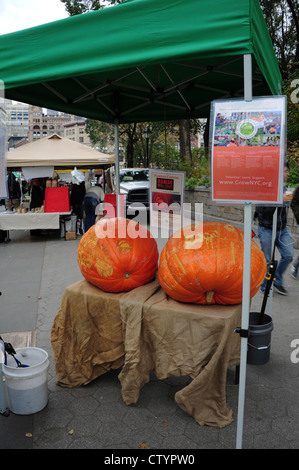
0 0 282 448
0 0 281 122
0 0 282 208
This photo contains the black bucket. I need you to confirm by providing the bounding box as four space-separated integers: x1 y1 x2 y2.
247 312 274 365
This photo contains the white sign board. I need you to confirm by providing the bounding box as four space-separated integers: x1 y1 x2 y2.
149 169 184 232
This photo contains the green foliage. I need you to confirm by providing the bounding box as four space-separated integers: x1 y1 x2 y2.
283 66 299 145
185 175 200 189
287 141 299 186
60 0 123 15
85 119 114 150
182 151 210 188
288 165 299 186
155 147 210 189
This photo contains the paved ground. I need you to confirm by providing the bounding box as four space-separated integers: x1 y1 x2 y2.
0 223 299 451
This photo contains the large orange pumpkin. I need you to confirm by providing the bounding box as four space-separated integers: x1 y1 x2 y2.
78 217 159 292
158 221 266 305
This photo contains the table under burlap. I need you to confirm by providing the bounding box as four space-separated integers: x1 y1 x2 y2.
51 278 241 428
51 280 125 388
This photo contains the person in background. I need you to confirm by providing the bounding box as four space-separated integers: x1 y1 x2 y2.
290 184 299 279
70 181 86 221
255 163 293 295
70 180 86 235
83 179 105 232
29 178 45 236
29 178 45 210
5 172 21 210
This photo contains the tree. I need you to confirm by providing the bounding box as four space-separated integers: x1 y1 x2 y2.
260 0 299 76
85 120 114 151
61 0 198 167
260 1 299 178
61 0 123 15
85 119 138 166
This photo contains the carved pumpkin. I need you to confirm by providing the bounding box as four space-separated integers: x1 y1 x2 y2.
78 217 159 292
158 221 266 305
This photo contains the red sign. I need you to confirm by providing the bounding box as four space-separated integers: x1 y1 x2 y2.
213 146 280 202
44 187 70 213
211 97 286 205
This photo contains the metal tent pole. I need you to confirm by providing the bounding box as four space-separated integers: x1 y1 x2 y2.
236 53 252 450
114 120 121 217
267 208 277 317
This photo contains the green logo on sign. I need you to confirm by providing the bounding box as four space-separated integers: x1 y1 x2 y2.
236 119 257 139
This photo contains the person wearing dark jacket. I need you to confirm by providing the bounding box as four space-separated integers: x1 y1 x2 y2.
29 178 44 210
5 172 21 210
255 163 293 295
70 181 86 219
290 184 299 279
83 182 105 232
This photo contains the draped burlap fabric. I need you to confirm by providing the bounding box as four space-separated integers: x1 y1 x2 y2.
51 278 241 427
118 279 241 428
51 280 125 387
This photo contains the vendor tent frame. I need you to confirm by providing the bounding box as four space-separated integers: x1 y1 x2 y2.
0 0 282 449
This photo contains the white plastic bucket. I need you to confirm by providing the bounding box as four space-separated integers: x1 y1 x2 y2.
3 347 49 415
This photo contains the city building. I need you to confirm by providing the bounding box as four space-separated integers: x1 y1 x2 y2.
64 119 91 146
5 100 29 148
28 105 73 142
4 100 90 148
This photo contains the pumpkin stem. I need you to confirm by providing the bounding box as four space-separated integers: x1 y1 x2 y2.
206 291 214 303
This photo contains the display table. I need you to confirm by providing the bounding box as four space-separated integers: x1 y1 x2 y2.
0 211 71 231
52 278 241 427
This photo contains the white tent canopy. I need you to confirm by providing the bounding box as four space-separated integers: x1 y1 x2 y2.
6 134 115 169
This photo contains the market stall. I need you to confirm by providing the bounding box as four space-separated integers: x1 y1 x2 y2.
3 135 115 236
6 134 114 170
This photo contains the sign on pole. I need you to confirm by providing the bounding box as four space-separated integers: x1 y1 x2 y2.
210 96 287 205
149 169 185 233
210 94 286 449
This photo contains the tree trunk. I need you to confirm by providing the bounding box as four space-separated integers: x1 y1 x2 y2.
125 123 138 167
126 140 134 167
178 120 192 162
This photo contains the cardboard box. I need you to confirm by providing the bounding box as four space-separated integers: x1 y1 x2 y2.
65 230 76 240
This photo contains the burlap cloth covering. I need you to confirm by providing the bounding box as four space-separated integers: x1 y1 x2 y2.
51 278 241 428
51 280 125 388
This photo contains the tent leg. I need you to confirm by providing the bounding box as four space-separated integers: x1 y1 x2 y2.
243 54 252 101
114 120 120 217
236 203 252 449
236 53 253 450
267 208 277 317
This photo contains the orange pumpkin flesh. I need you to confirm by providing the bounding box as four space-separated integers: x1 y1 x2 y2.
158 221 267 305
78 217 159 292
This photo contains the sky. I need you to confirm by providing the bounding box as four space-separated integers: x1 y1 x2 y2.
0 0 69 35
